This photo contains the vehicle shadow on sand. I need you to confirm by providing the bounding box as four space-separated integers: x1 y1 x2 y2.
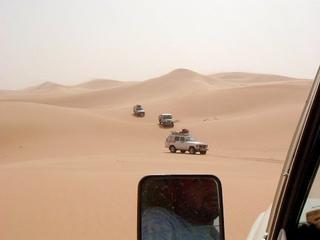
163 151 206 156
158 123 174 129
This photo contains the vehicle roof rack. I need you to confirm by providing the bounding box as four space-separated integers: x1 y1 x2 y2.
171 129 190 136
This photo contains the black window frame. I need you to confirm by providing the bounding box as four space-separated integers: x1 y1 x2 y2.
268 67 320 239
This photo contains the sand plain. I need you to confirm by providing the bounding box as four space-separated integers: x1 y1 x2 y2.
0 69 312 239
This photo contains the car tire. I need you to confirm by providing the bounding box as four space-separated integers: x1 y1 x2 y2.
169 146 176 153
189 147 196 154
200 151 207 155
181 150 186 153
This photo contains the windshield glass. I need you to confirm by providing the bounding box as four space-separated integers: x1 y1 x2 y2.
298 155 320 225
163 115 172 119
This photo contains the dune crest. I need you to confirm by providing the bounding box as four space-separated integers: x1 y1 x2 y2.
76 79 129 89
26 81 67 92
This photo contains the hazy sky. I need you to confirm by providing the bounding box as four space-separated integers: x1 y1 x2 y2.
1 0 319 89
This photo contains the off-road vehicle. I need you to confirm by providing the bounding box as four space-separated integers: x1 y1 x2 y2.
133 104 145 117
165 129 208 154
158 113 174 128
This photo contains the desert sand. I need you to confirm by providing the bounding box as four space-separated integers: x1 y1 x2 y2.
0 69 312 239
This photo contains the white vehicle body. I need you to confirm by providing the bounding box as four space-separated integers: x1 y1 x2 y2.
165 131 208 154
247 199 320 240
247 208 271 240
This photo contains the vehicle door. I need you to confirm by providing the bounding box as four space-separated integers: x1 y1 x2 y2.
266 67 320 240
177 136 188 151
272 160 320 240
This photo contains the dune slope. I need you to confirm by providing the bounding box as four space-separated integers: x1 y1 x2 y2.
0 70 312 240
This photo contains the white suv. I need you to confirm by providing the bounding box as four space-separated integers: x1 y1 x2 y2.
158 113 174 128
165 130 208 154
133 104 145 117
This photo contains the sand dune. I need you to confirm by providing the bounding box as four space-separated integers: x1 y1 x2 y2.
75 79 136 89
0 69 310 108
0 69 212 107
0 69 312 240
24 79 129 92
141 68 215 90
0 101 165 163
209 72 306 86
26 81 67 92
168 81 310 118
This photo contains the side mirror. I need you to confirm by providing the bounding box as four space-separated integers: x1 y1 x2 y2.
138 175 225 240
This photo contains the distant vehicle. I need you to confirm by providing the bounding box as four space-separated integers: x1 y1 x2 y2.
133 105 145 117
158 113 174 128
165 129 208 154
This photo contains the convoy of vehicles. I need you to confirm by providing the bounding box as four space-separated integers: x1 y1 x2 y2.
132 106 208 155
165 129 208 154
